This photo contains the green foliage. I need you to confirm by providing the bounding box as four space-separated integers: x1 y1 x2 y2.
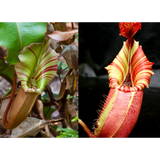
56 126 78 138
43 106 56 119
66 94 79 105
66 94 78 99
71 116 78 122
41 92 58 103
0 22 46 65
41 92 58 119
0 60 14 84
0 22 46 84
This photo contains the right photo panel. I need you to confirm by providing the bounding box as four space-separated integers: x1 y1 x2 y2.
79 22 160 138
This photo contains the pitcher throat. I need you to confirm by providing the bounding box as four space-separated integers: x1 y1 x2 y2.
122 72 132 87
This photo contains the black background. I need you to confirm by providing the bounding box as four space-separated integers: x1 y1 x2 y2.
79 23 160 72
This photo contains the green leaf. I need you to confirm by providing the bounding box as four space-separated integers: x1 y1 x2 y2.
0 22 46 65
71 116 78 122
0 59 14 84
41 92 58 103
43 106 56 119
66 94 73 99
15 39 58 94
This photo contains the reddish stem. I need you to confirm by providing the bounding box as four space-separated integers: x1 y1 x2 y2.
78 118 96 138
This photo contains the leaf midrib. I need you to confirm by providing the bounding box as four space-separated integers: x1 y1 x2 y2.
16 22 22 51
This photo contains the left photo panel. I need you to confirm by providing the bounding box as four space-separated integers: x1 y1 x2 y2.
0 22 78 138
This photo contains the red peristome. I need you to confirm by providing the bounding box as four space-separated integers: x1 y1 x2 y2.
96 88 143 137
117 86 132 92
119 22 141 38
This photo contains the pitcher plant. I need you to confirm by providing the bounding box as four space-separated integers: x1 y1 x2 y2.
79 22 154 137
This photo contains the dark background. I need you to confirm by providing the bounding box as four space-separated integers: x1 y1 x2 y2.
79 22 160 137
79 23 160 72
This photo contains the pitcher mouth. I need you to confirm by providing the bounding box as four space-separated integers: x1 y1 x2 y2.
115 85 141 92
115 72 137 92
105 39 154 92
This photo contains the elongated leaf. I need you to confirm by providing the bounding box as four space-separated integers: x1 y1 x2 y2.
47 29 78 42
50 22 78 45
105 39 154 92
0 22 46 65
15 39 58 94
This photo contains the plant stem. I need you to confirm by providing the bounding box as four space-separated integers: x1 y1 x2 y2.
58 74 61 83
44 85 59 109
78 118 96 138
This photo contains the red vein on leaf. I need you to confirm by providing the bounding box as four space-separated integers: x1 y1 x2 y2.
39 55 57 68
27 47 37 60
36 76 53 83
41 46 51 58
15 65 26 72
16 72 29 78
36 66 57 81
37 58 57 74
